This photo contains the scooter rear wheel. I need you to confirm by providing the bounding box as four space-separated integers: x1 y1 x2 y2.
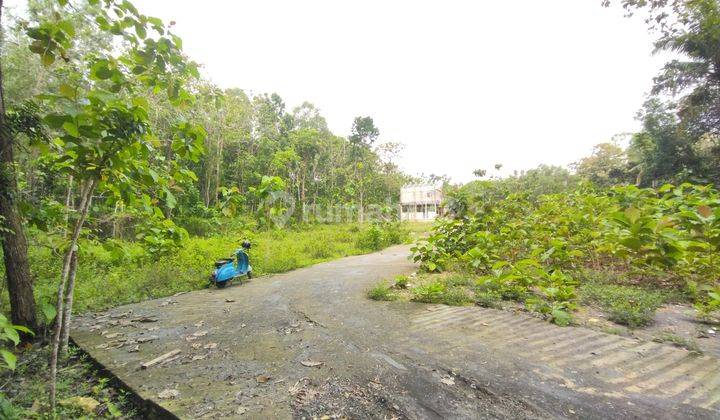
247 271 253 279
216 281 227 288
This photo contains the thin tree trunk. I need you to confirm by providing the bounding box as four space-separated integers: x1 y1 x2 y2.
0 0 37 335
64 175 74 235
111 201 119 238
58 250 78 353
215 136 223 206
50 178 96 408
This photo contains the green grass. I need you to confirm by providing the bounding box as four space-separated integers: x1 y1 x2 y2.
580 282 665 328
367 283 397 301
652 332 702 354
368 274 475 306
2 222 410 316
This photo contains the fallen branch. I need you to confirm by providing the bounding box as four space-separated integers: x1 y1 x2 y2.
140 349 181 369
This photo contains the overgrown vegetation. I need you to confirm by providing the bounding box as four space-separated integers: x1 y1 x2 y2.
0 346 139 419
410 183 720 326
1 222 408 315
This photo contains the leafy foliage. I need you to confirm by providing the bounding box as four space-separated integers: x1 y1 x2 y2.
412 182 720 323
0 315 33 370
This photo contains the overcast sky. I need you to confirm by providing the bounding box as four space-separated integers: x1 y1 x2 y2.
6 0 669 182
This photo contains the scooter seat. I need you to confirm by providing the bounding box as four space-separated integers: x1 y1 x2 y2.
214 258 233 268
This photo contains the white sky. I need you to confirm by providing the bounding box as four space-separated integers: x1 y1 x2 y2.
5 0 669 182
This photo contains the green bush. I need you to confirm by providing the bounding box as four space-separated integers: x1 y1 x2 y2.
357 221 410 251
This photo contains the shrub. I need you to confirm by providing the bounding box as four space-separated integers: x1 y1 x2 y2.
357 224 384 251
411 183 720 317
357 221 410 251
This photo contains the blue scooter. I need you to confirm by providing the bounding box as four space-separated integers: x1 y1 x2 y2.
210 240 253 288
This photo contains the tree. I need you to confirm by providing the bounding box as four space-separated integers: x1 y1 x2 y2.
573 140 631 186
605 0 720 185
472 168 487 178
349 116 379 147
0 0 38 335
348 117 380 221
24 0 203 406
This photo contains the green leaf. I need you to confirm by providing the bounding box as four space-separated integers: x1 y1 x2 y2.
164 189 177 209
624 207 640 224
41 302 57 323
0 350 16 370
57 20 75 37
41 52 55 67
134 22 147 39
58 83 75 99
148 168 159 182
106 401 122 417
11 325 32 335
620 237 642 251
90 60 113 80
44 114 70 128
62 121 80 137
3 327 19 346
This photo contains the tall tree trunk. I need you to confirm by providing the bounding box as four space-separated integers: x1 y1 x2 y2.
0 1 37 335
162 119 174 218
50 178 96 408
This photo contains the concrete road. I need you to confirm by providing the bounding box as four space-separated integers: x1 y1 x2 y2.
72 245 720 419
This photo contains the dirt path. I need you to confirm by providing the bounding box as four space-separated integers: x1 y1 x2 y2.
72 245 719 419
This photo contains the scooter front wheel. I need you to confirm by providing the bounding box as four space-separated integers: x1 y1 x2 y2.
247 271 253 279
216 281 228 288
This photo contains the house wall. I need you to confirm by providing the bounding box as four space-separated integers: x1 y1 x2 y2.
399 185 443 221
